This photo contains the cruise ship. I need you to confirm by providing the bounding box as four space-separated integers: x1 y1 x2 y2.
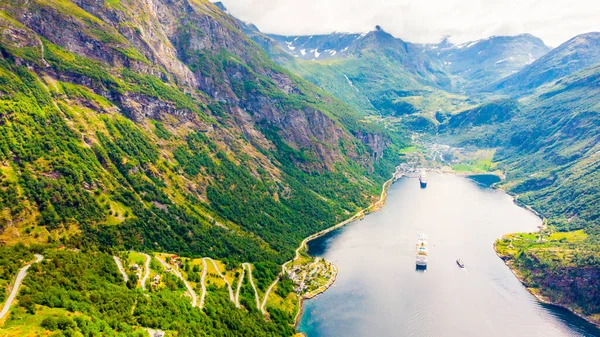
416 233 428 268
419 171 428 188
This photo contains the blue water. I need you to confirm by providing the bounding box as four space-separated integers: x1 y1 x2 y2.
298 173 600 337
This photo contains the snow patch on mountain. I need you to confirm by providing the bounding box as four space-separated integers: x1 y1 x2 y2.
495 56 515 65
456 40 480 49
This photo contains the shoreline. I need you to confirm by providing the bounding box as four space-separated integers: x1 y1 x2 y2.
293 167 600 333
445 168 600 328
494 243 600 328
480 168 600 329
475 166 600 328
288 171 398 330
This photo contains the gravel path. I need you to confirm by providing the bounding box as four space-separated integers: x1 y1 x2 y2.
205 257 235 303
113 256 128 283
140 253 151 290
155 256 198 307
0 254 43 319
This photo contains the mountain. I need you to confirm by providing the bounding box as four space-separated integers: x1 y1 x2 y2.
491 32 600 95
221 8 551 118
419 34 551 92
0 0 401 334
213 2 452 115
269 32 362 60
268 26 451 88
238 24 460 117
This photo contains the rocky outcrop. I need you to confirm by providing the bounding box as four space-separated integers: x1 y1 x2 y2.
354 131 388 160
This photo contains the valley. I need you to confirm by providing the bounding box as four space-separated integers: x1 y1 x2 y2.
0 0 598 335
241 13 600 328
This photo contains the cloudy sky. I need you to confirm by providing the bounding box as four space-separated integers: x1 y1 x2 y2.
219 0 600 47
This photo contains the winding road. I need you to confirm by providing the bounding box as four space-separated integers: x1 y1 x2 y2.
243 263 261 310
205 257 235 303
113 256 128 283
235 267 245 308
155 256 198 307
199 258 207 309
140 253 151 290
0 254 43 320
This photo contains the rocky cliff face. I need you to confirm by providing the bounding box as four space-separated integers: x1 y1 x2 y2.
0 0 395 262
2 0 382 169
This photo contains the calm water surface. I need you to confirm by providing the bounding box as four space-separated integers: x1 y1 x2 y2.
298 173 600 337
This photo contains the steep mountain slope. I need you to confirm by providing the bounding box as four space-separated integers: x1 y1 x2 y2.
491 32 600 95
0 0 399 277
419 34 550 92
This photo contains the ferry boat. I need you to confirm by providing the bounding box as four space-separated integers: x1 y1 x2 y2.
456 258 465 268
419 171 428 188
416 233 428 268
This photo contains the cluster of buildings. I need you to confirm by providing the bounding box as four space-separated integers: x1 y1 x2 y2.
286 267 307 294
286 259 333 295
129 258 162 288
169 255 184 269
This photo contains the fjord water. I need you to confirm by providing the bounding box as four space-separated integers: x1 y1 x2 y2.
298 173 600 337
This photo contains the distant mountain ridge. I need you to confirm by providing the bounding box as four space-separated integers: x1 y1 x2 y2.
418 34 551 92
215 2 556 117
491 32 600 95
268 29 552 92
268 32 363 60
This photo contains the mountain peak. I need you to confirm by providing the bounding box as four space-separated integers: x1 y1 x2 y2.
365 26 399 43
213 1 227 12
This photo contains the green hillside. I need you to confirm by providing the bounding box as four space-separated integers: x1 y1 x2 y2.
0 0 404 335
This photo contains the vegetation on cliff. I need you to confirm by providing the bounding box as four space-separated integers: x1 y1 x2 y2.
0 0 404 335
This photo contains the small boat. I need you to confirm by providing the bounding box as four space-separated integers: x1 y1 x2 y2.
456 258 465 268
419 171 428 188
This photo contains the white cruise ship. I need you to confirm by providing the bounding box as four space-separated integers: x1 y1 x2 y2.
416 233 428 268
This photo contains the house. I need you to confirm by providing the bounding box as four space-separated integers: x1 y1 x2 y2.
169 255 179 265
132 264 139 271
152 274 161 287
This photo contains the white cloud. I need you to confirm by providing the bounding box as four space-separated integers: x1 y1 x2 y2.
218 0 600 46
